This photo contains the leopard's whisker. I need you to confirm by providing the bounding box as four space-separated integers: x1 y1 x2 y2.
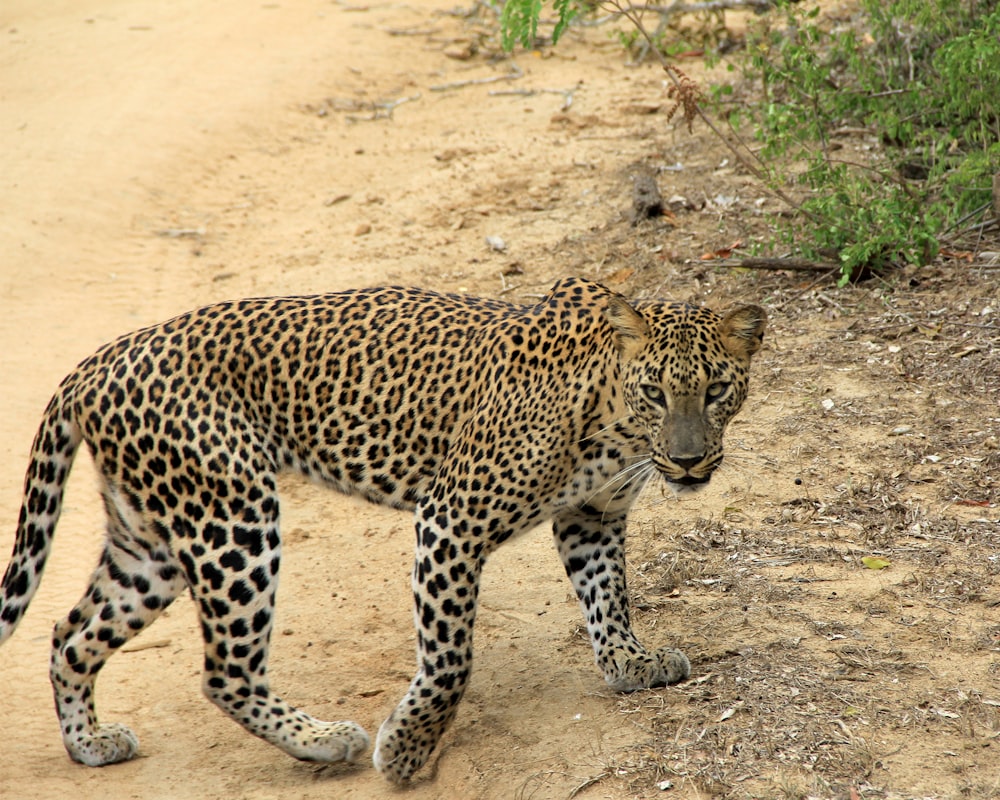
600 463 658 525
584 457 652 505
637 464 660 498
646 488 680 507
716 457 750 478
577 416 634 444
624 464 659 505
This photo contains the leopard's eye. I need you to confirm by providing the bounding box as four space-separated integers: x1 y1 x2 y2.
706 382 729 403
641 384 666 407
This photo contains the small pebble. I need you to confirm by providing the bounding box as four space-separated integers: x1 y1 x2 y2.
485 235 507 252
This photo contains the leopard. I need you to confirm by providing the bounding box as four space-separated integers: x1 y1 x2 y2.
0 277 766 783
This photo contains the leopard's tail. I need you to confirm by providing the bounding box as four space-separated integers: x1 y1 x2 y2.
0 392 82 645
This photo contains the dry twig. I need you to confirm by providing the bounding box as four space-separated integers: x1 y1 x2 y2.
599 0 809 218
718 257 839 273
431 63 524 92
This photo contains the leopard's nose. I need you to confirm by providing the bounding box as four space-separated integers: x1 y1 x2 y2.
670 455 703 471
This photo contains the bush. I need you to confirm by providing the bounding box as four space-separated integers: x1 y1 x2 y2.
499 0 1000 284
737 0 1000 281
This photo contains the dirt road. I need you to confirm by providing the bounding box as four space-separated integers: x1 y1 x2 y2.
1 2 674 798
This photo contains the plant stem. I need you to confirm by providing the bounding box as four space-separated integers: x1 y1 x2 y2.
602 0 812 219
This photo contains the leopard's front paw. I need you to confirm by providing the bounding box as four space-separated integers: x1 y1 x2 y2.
65 722 139 766
606 646 691 692
288 720 370 763
372 705 440 784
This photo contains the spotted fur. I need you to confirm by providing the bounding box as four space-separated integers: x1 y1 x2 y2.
0 277 765 782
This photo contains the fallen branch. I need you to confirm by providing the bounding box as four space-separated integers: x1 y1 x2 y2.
156 227 205 238
568 772 610 798
489 86 577 111
639 0 773 14
345 93 421 122
718 257 839 272
383 26 441 36
431 64 524 92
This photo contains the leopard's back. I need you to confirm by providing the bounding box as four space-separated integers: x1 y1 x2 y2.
67 287 527 511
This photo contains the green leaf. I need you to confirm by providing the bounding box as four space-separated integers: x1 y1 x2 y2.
500 0 578 51
500 0 542 51
861 556 891 570
551 0 578 45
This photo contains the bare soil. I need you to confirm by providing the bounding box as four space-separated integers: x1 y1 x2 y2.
1 2 998 799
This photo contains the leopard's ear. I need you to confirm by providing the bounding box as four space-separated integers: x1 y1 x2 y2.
603 294 649 359
720 304 767 359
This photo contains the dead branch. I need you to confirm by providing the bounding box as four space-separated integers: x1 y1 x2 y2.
345 93 421 122
489 85 577 111
430 64 523 92
718 257 839 272
638 0 773 15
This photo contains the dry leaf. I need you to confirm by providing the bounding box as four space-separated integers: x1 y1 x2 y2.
700 239 744 260
606 267 635 284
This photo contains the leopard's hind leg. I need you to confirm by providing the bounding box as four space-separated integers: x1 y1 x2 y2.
183 473 369 764
50 487 186 766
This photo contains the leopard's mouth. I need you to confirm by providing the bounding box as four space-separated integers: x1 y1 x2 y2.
668 473 711 487
653 454 720 489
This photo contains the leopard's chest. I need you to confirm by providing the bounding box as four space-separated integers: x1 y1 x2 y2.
552 436 655 516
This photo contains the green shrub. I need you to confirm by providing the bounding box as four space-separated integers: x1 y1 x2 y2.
499 0 1000 284
716 0 1000 281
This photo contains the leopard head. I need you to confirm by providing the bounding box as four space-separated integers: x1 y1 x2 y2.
604 294 767 489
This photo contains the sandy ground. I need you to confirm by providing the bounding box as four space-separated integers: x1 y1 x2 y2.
2 2 999 799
